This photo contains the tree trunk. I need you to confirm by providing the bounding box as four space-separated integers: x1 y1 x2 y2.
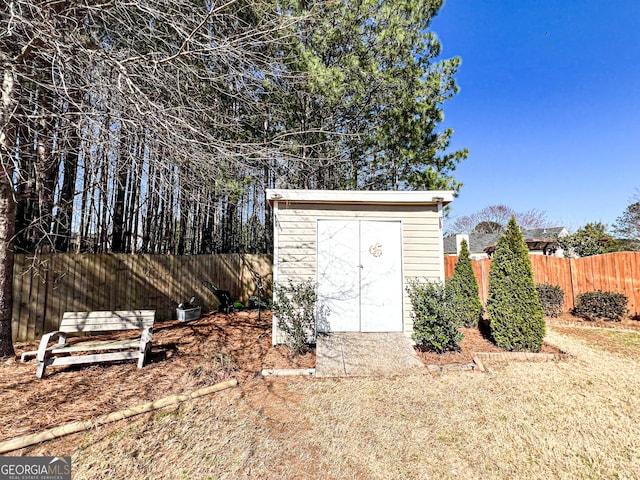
0 69 16 358
0 175 15 358
33 90 59 252
111 133 129 253
14 122 37 253
54 133 79 252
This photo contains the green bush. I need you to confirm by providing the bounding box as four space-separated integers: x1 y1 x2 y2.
446 239 483 327
406 279 463 353
271 279 319 354
536 283 564 318
572 290 629 321
487 217 546 352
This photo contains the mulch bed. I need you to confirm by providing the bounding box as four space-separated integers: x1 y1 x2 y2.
415 320 562 367
1 311 572 446
1 311 312 443
415 325 501 367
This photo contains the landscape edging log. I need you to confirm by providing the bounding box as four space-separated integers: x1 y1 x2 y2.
0 378 238 454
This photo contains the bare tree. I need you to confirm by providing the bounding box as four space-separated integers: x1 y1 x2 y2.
448 205 550 235
0 0 312 356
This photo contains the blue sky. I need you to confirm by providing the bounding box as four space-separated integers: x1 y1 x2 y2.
431 0 640 232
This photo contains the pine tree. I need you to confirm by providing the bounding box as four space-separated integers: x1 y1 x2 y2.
291 0 468 191
487 217 545 351
446 239 482 327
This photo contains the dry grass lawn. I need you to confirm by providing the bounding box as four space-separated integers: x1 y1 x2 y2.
553 326 640 361
4 315 640 479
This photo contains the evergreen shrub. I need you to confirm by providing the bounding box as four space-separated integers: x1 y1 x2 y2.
446 239 483 327
572 291 629 321
407 279 463 353
271 279 320 354
487 217 546 352
536 283 564 318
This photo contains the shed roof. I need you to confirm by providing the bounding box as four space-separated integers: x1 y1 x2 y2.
266 189 455 206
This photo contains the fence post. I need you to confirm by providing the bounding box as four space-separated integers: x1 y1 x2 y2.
568 257 576 310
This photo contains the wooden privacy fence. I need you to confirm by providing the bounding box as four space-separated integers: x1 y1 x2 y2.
12 254 273 342
445 252 640 315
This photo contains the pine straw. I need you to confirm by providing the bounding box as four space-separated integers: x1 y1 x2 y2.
0 311 313 443
16 323 640 479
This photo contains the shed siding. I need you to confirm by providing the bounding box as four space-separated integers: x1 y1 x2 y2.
273 201 443 343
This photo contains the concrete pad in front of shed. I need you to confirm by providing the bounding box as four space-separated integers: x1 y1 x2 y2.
315 332 424 377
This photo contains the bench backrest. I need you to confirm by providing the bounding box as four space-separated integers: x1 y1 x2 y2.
60 310 156 333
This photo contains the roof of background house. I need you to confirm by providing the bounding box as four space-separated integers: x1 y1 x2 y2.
443 232 501 254
443 227 567 254
522 227 567 240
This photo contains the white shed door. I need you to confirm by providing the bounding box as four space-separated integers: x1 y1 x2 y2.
317 219 403 333
317 220 360 332
360 220 403 332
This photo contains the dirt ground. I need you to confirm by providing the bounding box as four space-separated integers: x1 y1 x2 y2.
2 310 631 447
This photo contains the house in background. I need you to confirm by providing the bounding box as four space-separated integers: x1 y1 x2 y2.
267 189 454 344
443 227 569 259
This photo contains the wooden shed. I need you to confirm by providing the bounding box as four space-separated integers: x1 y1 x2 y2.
267 189 454 344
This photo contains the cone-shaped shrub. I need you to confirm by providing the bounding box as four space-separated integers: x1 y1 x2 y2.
487 216 545 351
446 240 483 327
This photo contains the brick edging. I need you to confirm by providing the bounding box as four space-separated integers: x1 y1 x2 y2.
425 344 571 373
472 351 570 372
474 351 559 362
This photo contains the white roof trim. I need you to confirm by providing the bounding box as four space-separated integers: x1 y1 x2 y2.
266 189 454 205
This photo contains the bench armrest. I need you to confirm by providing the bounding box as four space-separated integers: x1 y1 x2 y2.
36 331 67 362
140 327 152 349
137 327 153 368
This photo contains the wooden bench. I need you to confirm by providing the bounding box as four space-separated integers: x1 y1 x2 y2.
21 310 155 379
